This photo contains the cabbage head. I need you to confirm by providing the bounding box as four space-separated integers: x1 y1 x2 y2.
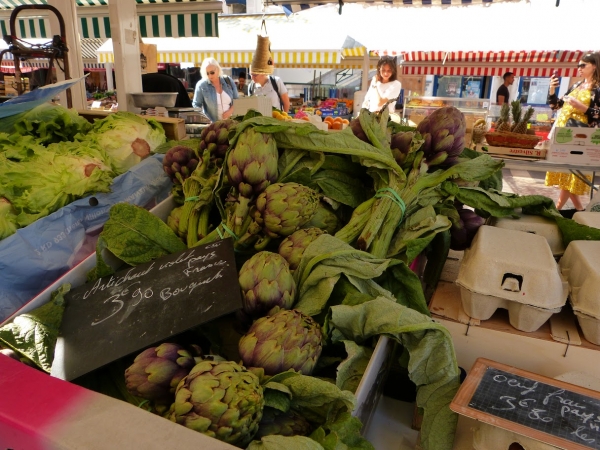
82 112 166 175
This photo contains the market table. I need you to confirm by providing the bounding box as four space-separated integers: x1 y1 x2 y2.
495 157 600 198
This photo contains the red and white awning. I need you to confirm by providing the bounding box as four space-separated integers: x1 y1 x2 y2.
372 50 592 77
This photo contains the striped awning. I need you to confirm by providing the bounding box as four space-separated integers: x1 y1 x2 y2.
373 50 593 77
265 0 514 15
0 0 218 8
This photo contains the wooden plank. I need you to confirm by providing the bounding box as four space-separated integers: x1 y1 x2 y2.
76 109 186 141
451 358 600 450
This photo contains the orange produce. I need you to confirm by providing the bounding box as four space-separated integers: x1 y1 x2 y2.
333 117 343 124
331 122 343 130
324 116 334 124
341 119 350 124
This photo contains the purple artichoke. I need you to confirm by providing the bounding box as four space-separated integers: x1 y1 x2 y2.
416 106 466 167
162 145 201 185
124 343 199 403
349 117 369 143
239 309 323 376
278 228 325 271
390 131 415 166
239 251 296 318
450 206 485 251
199 119 237 161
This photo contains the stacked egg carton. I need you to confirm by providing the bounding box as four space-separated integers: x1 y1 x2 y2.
558 212 600 345
456 225 568 332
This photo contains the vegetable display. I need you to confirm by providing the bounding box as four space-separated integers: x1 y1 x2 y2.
0 105 167 241
5 104 600 450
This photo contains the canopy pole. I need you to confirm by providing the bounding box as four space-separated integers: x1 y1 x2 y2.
108 0 142 112
361 51 369 91
48 0 86 109
105 62 114 91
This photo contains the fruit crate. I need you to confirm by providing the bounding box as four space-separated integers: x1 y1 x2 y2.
6 195 394 442
484 131 541 149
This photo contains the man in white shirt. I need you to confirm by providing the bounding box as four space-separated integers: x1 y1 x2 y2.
248 73 290 113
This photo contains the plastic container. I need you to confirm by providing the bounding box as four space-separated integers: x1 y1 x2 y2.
572 211 600 229
489 214 565 257
559 240 600 345
456 226 568 332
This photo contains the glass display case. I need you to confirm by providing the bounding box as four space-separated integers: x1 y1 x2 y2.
402 95 490 129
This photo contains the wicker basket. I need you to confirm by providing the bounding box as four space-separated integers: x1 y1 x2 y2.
484 131 541 149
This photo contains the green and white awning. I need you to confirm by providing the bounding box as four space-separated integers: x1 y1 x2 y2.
0 0 220 38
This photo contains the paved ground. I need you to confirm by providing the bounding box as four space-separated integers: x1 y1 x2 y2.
501 168 599 211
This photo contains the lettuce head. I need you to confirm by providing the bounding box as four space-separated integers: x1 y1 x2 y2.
83 112 166 175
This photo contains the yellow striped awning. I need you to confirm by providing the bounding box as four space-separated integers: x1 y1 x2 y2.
98 48 341 68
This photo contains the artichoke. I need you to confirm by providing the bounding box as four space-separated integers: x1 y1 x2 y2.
301 202 339 235
390 131 415 166
199 119 237 161
239 309 323 376
171 360 264 447
254 183 320 239
416 106 466 167
226 127 278 199
239 251 296 318
278 228 325 271
450 204 485 251
125 343 199 404
166 205 184 239
349 117 369 143
255 408 312 439
162 145 201 185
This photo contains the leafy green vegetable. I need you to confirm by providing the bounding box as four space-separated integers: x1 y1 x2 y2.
0 143 113 227
12 103 92 144
247 435 325 450
154 138 201 155
330 298 460 450
294 235 397 317
335 340 373 393
82 112 166 174
0 283 68 372
92 203 187 279
310 411 375 450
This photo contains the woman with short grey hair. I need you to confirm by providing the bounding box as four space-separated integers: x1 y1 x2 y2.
192 57 238 122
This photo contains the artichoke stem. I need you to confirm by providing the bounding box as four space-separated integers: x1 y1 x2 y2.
371 204 403 258
357 196 392 251
232 195 252 236
334 197 375 243
253 235 272 251
186 208 202 247
193 226 221 247
197 206 211 241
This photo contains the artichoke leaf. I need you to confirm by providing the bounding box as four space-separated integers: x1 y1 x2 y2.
335 340 373 393
246 435 325 450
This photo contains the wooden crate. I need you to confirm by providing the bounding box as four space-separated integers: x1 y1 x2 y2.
77 109 186 141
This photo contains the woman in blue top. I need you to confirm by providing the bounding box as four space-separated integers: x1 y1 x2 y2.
192 58 238 122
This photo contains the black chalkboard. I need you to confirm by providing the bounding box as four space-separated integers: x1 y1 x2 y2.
51 238 242 381
451 359 600 450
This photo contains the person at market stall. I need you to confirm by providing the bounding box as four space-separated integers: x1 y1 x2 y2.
361 55 401 114
544 52 600 211
496 72 514 105
247 70 290 113
237 72 248 96
192 58 238 122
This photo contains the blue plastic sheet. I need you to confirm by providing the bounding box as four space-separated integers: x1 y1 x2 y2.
0 154 172 322
0 76 86 119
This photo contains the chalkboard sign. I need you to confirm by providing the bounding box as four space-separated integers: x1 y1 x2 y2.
451 358 600 450
51 239 242 381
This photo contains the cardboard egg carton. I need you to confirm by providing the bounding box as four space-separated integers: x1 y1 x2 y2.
572 211 600 229
489 213 565 257
559 240 600 345
456 226 568 332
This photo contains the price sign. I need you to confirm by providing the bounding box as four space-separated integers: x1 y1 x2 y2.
51 239 241 381
451 358 600 450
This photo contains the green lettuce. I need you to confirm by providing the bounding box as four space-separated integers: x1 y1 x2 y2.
82 112 166 174
11 103 92 144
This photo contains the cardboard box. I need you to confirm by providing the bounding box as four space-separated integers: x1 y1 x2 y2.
482 145 546 159
546 143 600 164
233 96 273 117
4 196 390 445
553 126 600 146
0 354 238 450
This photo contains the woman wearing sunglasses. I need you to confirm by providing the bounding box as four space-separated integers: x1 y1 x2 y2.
545 52 600 211
361 55 401 114
192 58 239 122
